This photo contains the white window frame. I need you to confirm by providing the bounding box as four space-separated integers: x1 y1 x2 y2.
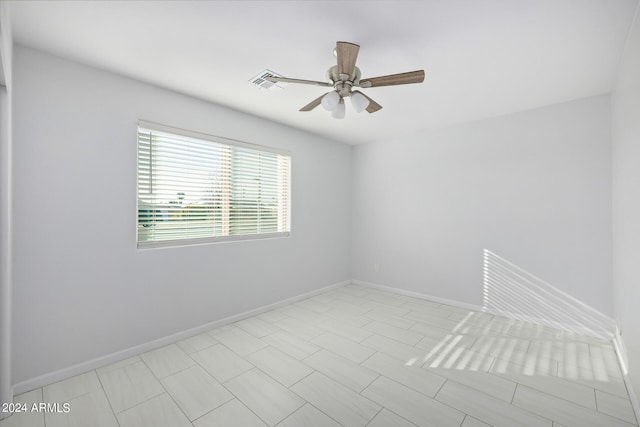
137 121 291 249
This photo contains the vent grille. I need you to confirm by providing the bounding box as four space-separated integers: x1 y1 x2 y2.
249 69 284 90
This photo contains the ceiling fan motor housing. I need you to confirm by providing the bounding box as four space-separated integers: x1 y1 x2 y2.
327 65 362 98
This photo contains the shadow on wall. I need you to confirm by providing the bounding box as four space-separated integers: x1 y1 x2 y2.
482 249 615 340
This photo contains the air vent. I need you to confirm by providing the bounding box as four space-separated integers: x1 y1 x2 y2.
249 69 284 90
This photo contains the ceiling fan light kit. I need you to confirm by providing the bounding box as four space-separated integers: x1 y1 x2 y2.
264 41 425 119
321 90 340 111
350 91 370 113
331 98 346 119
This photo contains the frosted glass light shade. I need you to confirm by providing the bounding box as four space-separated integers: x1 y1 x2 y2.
321 91 340 111
351 92 370 113
331 99 345 119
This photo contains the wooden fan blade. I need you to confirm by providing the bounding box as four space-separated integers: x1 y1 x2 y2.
265 76 332 87
336 41 360 78
299 94 326 111
352 90 382 113
359 70 425 88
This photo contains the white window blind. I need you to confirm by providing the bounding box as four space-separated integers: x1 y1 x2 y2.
137 121 290 248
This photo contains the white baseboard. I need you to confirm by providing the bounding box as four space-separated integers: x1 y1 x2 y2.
352 279 613 340
351 279 486 313
13 280 350 395
614 332 640 425
614 327 630 376
626 378 640 426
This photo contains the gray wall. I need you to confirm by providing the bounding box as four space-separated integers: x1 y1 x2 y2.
0 1 14 414
351 95 613 323
11 46 352 385
613 3 640 401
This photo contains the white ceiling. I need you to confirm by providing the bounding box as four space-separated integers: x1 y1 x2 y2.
8 0 638 144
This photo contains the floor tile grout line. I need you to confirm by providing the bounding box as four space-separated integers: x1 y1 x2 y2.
287 400 345 427
41 387 48 427
112 390 167 417
94 368 122 427
440 380 555 427
201 379 269 427
513 382 634 425
194 346 256 385
363 406 384 427
510 382 519 405
96 355 143 377
433 377 449 400
592 387 640 426
372 398 444 427
428 383 478 425
284 366 316 391
356 372 382 396
487 359 604 412
357 350 379 367
152 370 197 426
163 340 250 423
147 361 198 383
160 356 239 424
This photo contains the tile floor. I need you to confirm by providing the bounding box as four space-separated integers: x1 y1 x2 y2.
1 284 638 427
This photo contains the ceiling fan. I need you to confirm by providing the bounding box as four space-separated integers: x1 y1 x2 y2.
266 41 425 119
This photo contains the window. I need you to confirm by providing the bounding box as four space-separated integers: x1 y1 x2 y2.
137 121 290 248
